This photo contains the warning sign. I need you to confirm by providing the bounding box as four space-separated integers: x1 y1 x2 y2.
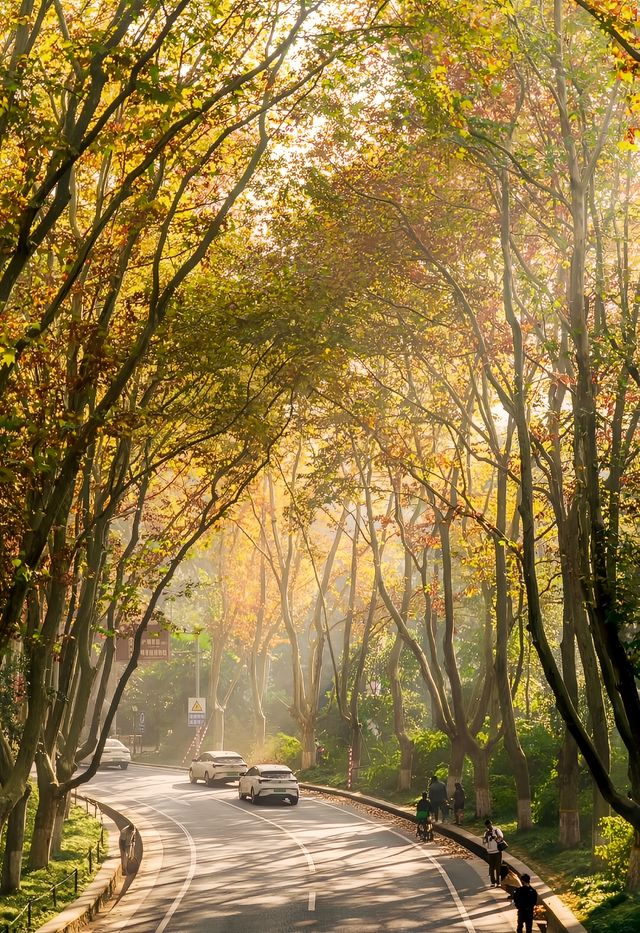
188 697 206 727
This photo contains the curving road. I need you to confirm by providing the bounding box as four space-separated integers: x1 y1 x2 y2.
84 765 518 932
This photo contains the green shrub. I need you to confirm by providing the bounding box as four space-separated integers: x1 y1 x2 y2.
262 733 302 769
411 731 449 785
361 755 402 795
594 816 634 883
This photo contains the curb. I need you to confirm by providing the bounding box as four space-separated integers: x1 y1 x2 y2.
301 783 587 933
35 797 138 933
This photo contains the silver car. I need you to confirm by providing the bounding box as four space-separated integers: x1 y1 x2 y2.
238 764 299 805
189 750 247 786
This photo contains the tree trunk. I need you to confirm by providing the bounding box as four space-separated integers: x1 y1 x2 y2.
448 734 465 797
1 785 31 894
387 633 413 791
27 774 57 870
629 830 640 892
592 789 610 859
301 719 316 770
350 720 363 777
493 448 533 830
212 706 224 751
470 745 491 818
558 728 581 848
51 792 69 856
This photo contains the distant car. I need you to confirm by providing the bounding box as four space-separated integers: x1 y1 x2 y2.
189 750 247 786
238 764 299 805
81 738 131 770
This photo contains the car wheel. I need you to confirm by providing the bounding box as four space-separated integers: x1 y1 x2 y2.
250 787 259 805
204 771 211 786
289 795 299 806
120 763 129 770
238 787 245 800
189 769 198 784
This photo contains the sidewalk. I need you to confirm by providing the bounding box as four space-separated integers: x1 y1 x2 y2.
301 782 587 933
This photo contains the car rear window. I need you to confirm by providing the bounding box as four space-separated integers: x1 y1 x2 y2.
261 771 293 779
214 757 244 765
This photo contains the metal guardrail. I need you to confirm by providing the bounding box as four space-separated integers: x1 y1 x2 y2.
1 795 105 933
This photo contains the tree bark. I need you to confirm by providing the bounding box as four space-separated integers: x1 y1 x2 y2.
387 633 413 790
470 744 491 818
0 785 31 894
301 719 316 771
27 759 57 870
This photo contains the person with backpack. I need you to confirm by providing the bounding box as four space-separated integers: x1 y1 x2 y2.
512 873 538 933
482 818 505 886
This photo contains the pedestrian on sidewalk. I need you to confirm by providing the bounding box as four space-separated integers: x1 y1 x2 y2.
482 818 504 886
512 873 538 933
428 774 448 822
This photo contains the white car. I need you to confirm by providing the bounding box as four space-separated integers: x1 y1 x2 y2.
238 764 299 805
189 750 247 785
81 738 131 770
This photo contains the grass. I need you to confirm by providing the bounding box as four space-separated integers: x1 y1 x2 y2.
0 789 105 931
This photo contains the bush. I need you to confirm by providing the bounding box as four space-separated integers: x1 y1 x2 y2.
411 731 449 785
594 816 634 883
361 755 402 795
260 733 302 769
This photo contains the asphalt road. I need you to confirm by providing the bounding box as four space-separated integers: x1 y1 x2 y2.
83 765 519 933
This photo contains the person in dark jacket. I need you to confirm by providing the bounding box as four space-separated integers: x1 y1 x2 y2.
428 775 448 821
452 782 465 825
512 873 538 933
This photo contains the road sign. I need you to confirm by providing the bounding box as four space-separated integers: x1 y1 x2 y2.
115 625 171 662
139 712 145 734
188 697 206 727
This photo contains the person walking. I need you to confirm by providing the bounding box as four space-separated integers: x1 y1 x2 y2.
512 873 538 933
482 818 504 886
427 774 448 822
452 782 465 825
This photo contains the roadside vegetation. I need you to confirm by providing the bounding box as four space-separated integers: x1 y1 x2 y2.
0 788 104 930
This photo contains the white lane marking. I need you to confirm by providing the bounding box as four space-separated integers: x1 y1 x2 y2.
308 891 316 911
124 798 198 933
313 798 476 933
214 798 316 874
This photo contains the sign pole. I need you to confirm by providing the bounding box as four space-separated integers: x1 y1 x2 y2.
195 631 200 700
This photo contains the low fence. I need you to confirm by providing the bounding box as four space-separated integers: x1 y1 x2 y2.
1 795 106 933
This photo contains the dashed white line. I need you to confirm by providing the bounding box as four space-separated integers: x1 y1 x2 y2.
308 891 316 911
